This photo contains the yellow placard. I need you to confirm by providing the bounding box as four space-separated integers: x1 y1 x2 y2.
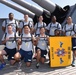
49 36 72 67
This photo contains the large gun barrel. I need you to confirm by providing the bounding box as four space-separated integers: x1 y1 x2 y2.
32 0 70 23
0 0 35 18
0 0 51 24
11 0 51 24
11 0 43 16
32 0 56 13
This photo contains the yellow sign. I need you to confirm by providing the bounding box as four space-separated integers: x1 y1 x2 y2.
50 36 72 67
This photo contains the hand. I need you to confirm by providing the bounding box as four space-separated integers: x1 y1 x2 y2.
5 37 9 41
37 37 40 41
33 39 37 46
72 34 76 37
17 39 21 44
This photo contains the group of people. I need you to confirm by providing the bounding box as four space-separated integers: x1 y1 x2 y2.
0 12 76 70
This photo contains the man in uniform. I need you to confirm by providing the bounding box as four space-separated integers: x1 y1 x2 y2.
46 16 62 36
0 25 18 70
63 16 76 67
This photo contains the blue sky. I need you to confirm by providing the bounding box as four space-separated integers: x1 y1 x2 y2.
0 0 76 20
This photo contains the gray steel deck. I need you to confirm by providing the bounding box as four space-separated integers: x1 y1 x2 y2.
0 45 76 75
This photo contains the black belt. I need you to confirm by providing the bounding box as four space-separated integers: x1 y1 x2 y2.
22 40 32 42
